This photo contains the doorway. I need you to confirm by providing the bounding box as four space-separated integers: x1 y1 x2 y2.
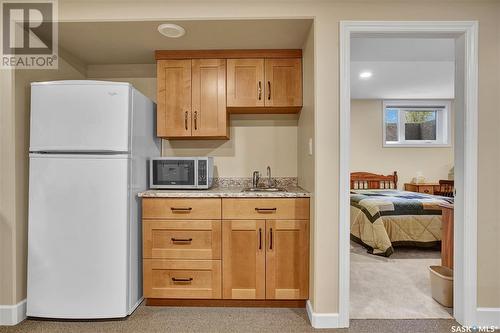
339 21 478 327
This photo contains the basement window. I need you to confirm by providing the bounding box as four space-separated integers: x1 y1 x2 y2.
383 100 451 147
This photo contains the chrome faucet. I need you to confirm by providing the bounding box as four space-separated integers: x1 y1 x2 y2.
266 166 274 188
252 171 260 188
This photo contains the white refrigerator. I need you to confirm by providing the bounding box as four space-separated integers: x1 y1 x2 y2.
27 80 160 319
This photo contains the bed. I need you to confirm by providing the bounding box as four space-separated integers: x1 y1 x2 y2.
350 172 453 256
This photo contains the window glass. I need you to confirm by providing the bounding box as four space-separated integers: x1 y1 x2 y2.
385 108 399 142
383 101 449 147
403 110 437 141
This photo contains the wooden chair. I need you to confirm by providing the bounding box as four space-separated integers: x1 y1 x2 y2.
435 180 454 197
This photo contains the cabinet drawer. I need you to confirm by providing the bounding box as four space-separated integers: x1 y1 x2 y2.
143 259 221 299
418 186 434 194
143 220 221 259
222 198 309 220
143 198 221 219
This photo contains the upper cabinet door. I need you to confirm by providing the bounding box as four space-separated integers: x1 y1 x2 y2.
265 220 309 300
222 220 266 299
157 60 192 137
226 59 264 107
191 59 228 138
264 59 302 107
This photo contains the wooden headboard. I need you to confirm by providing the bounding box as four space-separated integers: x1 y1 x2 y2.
351 171 398 190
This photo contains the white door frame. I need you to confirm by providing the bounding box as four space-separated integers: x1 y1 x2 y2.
339 21 478 327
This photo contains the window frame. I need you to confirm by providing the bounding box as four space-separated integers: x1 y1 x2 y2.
382 100 452 148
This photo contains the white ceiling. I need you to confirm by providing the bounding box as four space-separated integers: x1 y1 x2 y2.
351 37 455 99
54 19 313 65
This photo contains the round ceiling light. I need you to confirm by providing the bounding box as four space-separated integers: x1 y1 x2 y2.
158 23 186 38
359 71 373 79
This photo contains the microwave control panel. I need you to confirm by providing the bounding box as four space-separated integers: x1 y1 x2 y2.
198 159 207 186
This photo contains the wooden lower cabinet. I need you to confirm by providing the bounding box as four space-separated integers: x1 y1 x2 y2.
142 197 309 304
266 220 309 299
143 259 221 299
222 220 266 299
222 218 309 300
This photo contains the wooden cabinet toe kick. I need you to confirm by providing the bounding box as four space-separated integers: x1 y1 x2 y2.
145 299 306 308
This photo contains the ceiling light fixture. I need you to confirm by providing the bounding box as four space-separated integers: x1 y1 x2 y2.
158 23 186 38
359 71 373 79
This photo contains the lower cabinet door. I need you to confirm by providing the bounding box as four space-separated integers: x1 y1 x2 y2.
266 220 309 299
143 259 221 299
222 220 265 299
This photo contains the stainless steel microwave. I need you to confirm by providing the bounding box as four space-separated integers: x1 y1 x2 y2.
149 157 214 189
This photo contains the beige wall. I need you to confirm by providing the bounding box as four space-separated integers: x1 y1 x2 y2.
57 0 500 311
94 76 299 177
351 99 454 188
2 0 499 314
298 25 316 300
0 69 16 305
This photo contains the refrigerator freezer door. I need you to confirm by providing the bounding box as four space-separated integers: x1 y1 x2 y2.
27 154 129 318
30 81 131 152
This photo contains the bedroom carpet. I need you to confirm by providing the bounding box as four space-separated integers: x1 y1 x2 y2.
350 241 453 319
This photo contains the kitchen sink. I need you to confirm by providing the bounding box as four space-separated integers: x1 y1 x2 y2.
242 187 287 192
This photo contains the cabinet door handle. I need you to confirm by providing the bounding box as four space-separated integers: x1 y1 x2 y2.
171 238 193 243
269 228 273 250
258 228 262 250
172 277 193 283
171 207 192 211
267 81 271 100
258 81 262 100
255 207 277 213
194 111 198 130
184 111 188 130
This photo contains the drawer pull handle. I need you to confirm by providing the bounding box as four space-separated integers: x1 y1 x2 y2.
172 277 193 283
171 207 192 212
255 207 277 213
258 228 262 250
171 238 193 243
269 228 273 250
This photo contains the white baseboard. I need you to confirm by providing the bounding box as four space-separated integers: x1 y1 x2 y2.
0 299 26 326
306 300 339 328
476 308 500 328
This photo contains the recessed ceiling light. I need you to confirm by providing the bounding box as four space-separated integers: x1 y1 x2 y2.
359 71 373 79
158 23 186 38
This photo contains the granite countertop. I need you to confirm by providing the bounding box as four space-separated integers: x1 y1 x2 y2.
138 177 310 198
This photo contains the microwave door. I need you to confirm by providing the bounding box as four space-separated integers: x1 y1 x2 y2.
153 160 196 188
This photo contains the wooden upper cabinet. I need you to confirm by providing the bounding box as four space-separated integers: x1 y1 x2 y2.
226 58 302 112
157 59 228 139
157 60 192 137
265 59 302 107
191 59 228 138
226 59 264 108
266 220 309 300
155 50 303 138
222 220 265 299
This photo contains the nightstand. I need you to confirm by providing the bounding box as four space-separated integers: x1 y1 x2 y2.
404 182 440 195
